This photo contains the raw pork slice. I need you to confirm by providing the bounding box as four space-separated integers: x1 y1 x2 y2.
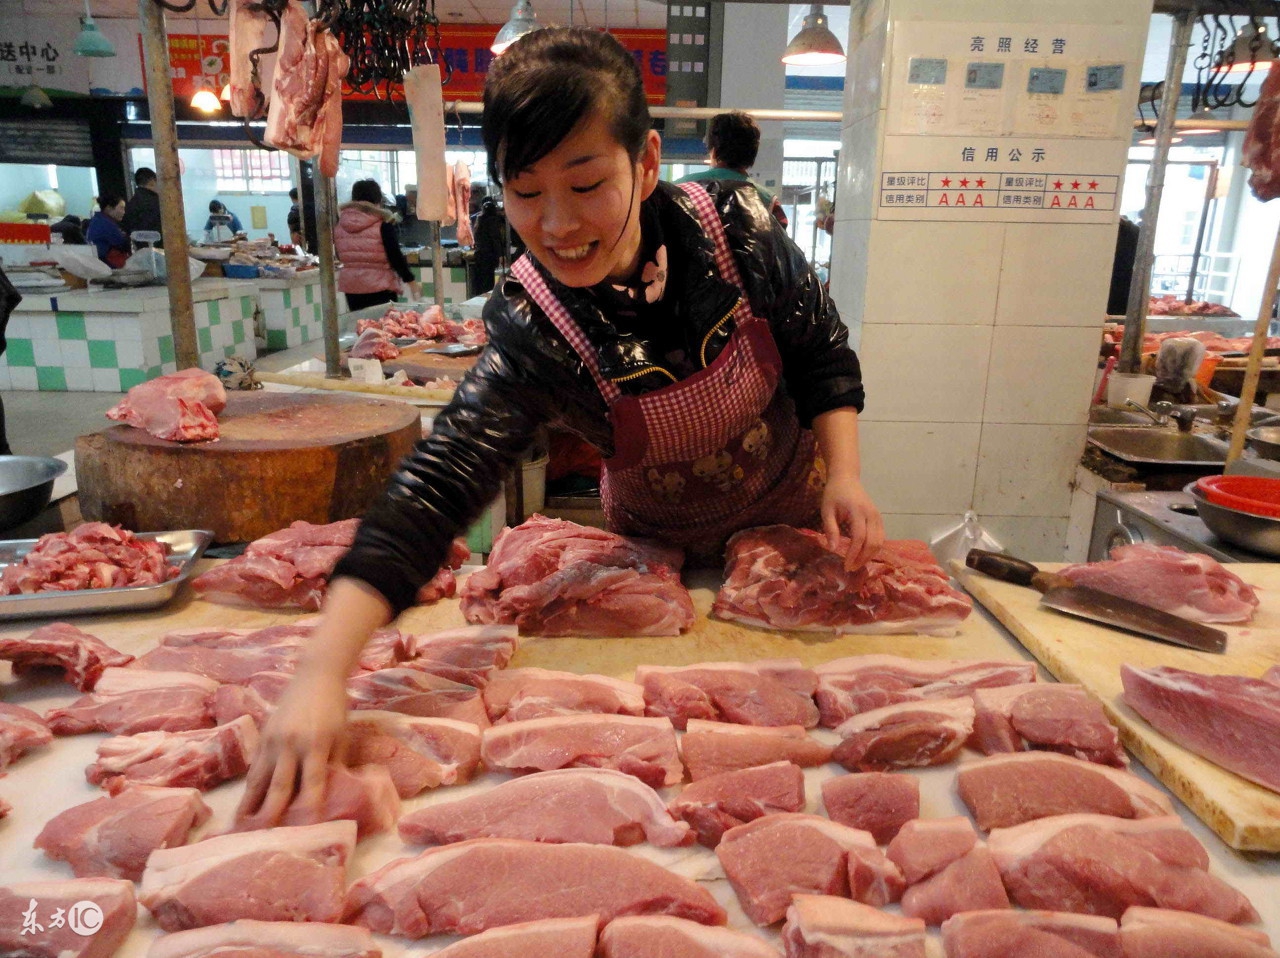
668 760 805 848
347 668 488 726
34 785 211 881
0 621 134 689
957 752 1172 830
680 719 831 780
886 817 978 885
233 764 400 839
1058 544 1259 624
899 844 1009 926
212 671 292 726
940 910 1122 958
46 668 220 735
782 895 926 958
147 920 381 958
481 714 683 787
821 772 919 845
345 711 482 797
814 654 1036 727
1244 60 1280 202
400 624 518 687
1118 906 1277 958
431 916 598 958
600 915 781 957
131 626 307 684
343 838 726 936
637 660 819 729
0 878 136 958
106 368 226 442
717 814 904 925
714 527 973 636
831 697 974 771
970 682 1125 767
1122 664 1280 794
86 714 259 794
987 813 1258 923
140 820 357 931
459 514 694 636
0 701 53 769
398 767 691 847
482 667 645 723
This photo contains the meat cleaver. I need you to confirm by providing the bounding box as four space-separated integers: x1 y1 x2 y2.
965 549 1227 654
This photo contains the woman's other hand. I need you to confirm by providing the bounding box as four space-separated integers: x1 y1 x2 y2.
822 473 885 572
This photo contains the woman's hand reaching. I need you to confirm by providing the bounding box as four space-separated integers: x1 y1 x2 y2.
822 473 885 572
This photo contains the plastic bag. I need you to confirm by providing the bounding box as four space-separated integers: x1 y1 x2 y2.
18 189 66 218
51 245 111 280
930 510 1004 568
124 249 205 282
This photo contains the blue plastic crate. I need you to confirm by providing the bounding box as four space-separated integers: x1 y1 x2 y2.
222 263 260 279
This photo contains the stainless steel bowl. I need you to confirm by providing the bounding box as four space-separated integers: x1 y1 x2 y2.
1185 480 1280 558
0 456 68 531
1246 425 1280 461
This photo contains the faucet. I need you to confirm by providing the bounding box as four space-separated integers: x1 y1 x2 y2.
1124 399 1197 432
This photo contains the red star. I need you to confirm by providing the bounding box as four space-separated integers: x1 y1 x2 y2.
959 178 970 188
941 177 952 187
975 177 986 188
1087 180 1099 190
1070 180 1081 190
1052 180 1063 190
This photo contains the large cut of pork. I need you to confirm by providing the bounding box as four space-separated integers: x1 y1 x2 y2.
782 895 926 958
46 668 220 735
969 682 1126 766
233 764 400 839
0 701 53 770
680 719 831 780
86 714 258 794
821 772 919 845
459 514 694 636
480 714 683 787
106 368 226 442
430 916 599 958
344 711 482 797
343 838 726 936
831 697 974 771
1122 663 1280 794
637 660 819 729
714 527 973 635
346 667 489 726
148 920 382 958
399 623 517 686
668 760 805 848
139 820 356 931
1245 61 1280 201
1118 906 1278 958
599 915 782 958
130 625 308 684
482 666 645 723
0 620 134 688
0 878 137 958
940 909 1122 958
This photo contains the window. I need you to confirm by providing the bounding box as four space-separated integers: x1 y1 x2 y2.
212 148 292 193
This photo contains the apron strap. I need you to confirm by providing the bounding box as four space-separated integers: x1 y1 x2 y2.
677 181 747 290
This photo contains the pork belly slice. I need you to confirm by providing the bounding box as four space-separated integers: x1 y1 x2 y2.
345 710 481 797
0 878 136 958
814 654 1036 728
957 752 1173 830
940 910 1122 958
0 701 53 769
0 622 134 690
680 719 831 781
899 844 1009 926
886 817 978 885
481 714 683 787
482 667 645 724
35 785 212 881
86 714 259 794
430 915 598 958
343 838 726 937
782 895 926 958
636 660 819 730
832 697 974 772
140 820 356 931
821 772 918 845
233 764 399 839
147 919 381 958
46 668 220 735
212 672 291 727
346 667 489 726
399 767 691 847
717 813 904 926
1118 906 1277 958
1122 664 1280 794
987 813 1258 923
669 760 805 848
600 915 781 958
399 624 519 687
132 634 304 685
970 683 1126 767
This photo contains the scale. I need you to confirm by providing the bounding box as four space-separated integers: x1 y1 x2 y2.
205 214 235 245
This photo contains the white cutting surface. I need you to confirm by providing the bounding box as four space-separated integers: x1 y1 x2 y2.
0 569 1276 955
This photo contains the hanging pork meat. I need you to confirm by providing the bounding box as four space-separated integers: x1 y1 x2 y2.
454 161 475 247
264 0 350 177
228 0 274 119
1243 60 1280 202
405 63 450 222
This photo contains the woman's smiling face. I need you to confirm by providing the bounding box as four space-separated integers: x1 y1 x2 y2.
503 112 660 288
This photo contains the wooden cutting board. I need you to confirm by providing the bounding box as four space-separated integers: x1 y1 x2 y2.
74 393 421 543
955 561 1280 851
344 343 482 382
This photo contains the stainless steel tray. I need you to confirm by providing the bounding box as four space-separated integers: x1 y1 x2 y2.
0 529 213 621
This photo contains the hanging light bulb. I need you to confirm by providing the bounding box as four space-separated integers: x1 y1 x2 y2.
192 87 221 111
74 0 116 57
220 82 231 101
491 0 539 55
1138 135 1184 146
782 4 845 66
20 82 52 109
1214 21 1275 75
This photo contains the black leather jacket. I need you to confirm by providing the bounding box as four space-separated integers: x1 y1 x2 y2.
334 180 865 615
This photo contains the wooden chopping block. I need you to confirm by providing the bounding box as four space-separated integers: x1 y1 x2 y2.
75 393 421 543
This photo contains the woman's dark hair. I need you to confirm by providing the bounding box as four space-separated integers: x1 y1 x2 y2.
482 27 651 184
208 200 226 214
707 111 760 172
97 194 123 211
351 180 384 205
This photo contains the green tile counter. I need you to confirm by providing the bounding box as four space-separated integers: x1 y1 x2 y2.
256 272 324 351
0 279 260 392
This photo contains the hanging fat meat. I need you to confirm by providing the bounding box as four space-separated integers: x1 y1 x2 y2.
228 0 273 118
454 161 475 246
264 1 349 178
405 64 450 221
1244 60 1280 202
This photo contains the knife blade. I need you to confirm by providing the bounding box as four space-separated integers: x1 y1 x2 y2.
965 549 1227 654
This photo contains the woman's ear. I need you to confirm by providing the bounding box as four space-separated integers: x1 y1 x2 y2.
638 129 662 200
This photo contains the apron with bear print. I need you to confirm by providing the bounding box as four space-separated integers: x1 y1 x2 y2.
509 181 823 562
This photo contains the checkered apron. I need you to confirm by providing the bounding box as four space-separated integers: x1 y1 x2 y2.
510 181 822 561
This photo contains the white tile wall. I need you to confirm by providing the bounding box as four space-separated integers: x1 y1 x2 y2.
60 340 90 369
982 515 1072 563
0 367 10 389
9 367 37 390
859 420 981 515
881 512 965 545
973 423 1086 517
838 112 884 219
863 221 1005 326
858 324 993 422
115 340 144 369
91 368 120 392
982 326 1100 424
829 226 869 346
996 223 1118 327
32 339 61 366
7 317 30 338
842 10 887 125
84 315 114 340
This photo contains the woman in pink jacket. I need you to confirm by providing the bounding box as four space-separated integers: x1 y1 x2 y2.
333 179 419 310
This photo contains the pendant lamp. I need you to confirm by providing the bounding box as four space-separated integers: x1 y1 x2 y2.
220 82 231 101
491 0 539 55
1215 22 1275 75
190 18 220 112
20 82 53 109
782 4 845 66
75 0 116 57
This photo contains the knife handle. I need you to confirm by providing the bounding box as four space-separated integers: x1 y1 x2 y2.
966 549 1075 594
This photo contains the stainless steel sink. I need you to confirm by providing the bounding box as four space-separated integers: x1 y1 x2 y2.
1088 407 1158 426
1187 405 1280 427
1087 427 1230 466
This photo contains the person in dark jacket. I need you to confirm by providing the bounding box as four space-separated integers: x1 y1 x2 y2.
238 27 882 824
675 111 789 229
50 214 86 245
204 199 244 236
85 195 130 268
332 179 419 309
120 167 162 242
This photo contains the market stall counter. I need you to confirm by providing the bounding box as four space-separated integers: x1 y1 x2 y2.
253 271 323 350
0 279 259 392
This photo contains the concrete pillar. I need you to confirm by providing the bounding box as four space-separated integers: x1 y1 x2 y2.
719 2 788 196
833 0 1149 560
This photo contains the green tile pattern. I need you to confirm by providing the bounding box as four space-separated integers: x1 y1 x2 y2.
6 340 34 367
36 366 68 390
55 313 86 340
88 340 118 369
